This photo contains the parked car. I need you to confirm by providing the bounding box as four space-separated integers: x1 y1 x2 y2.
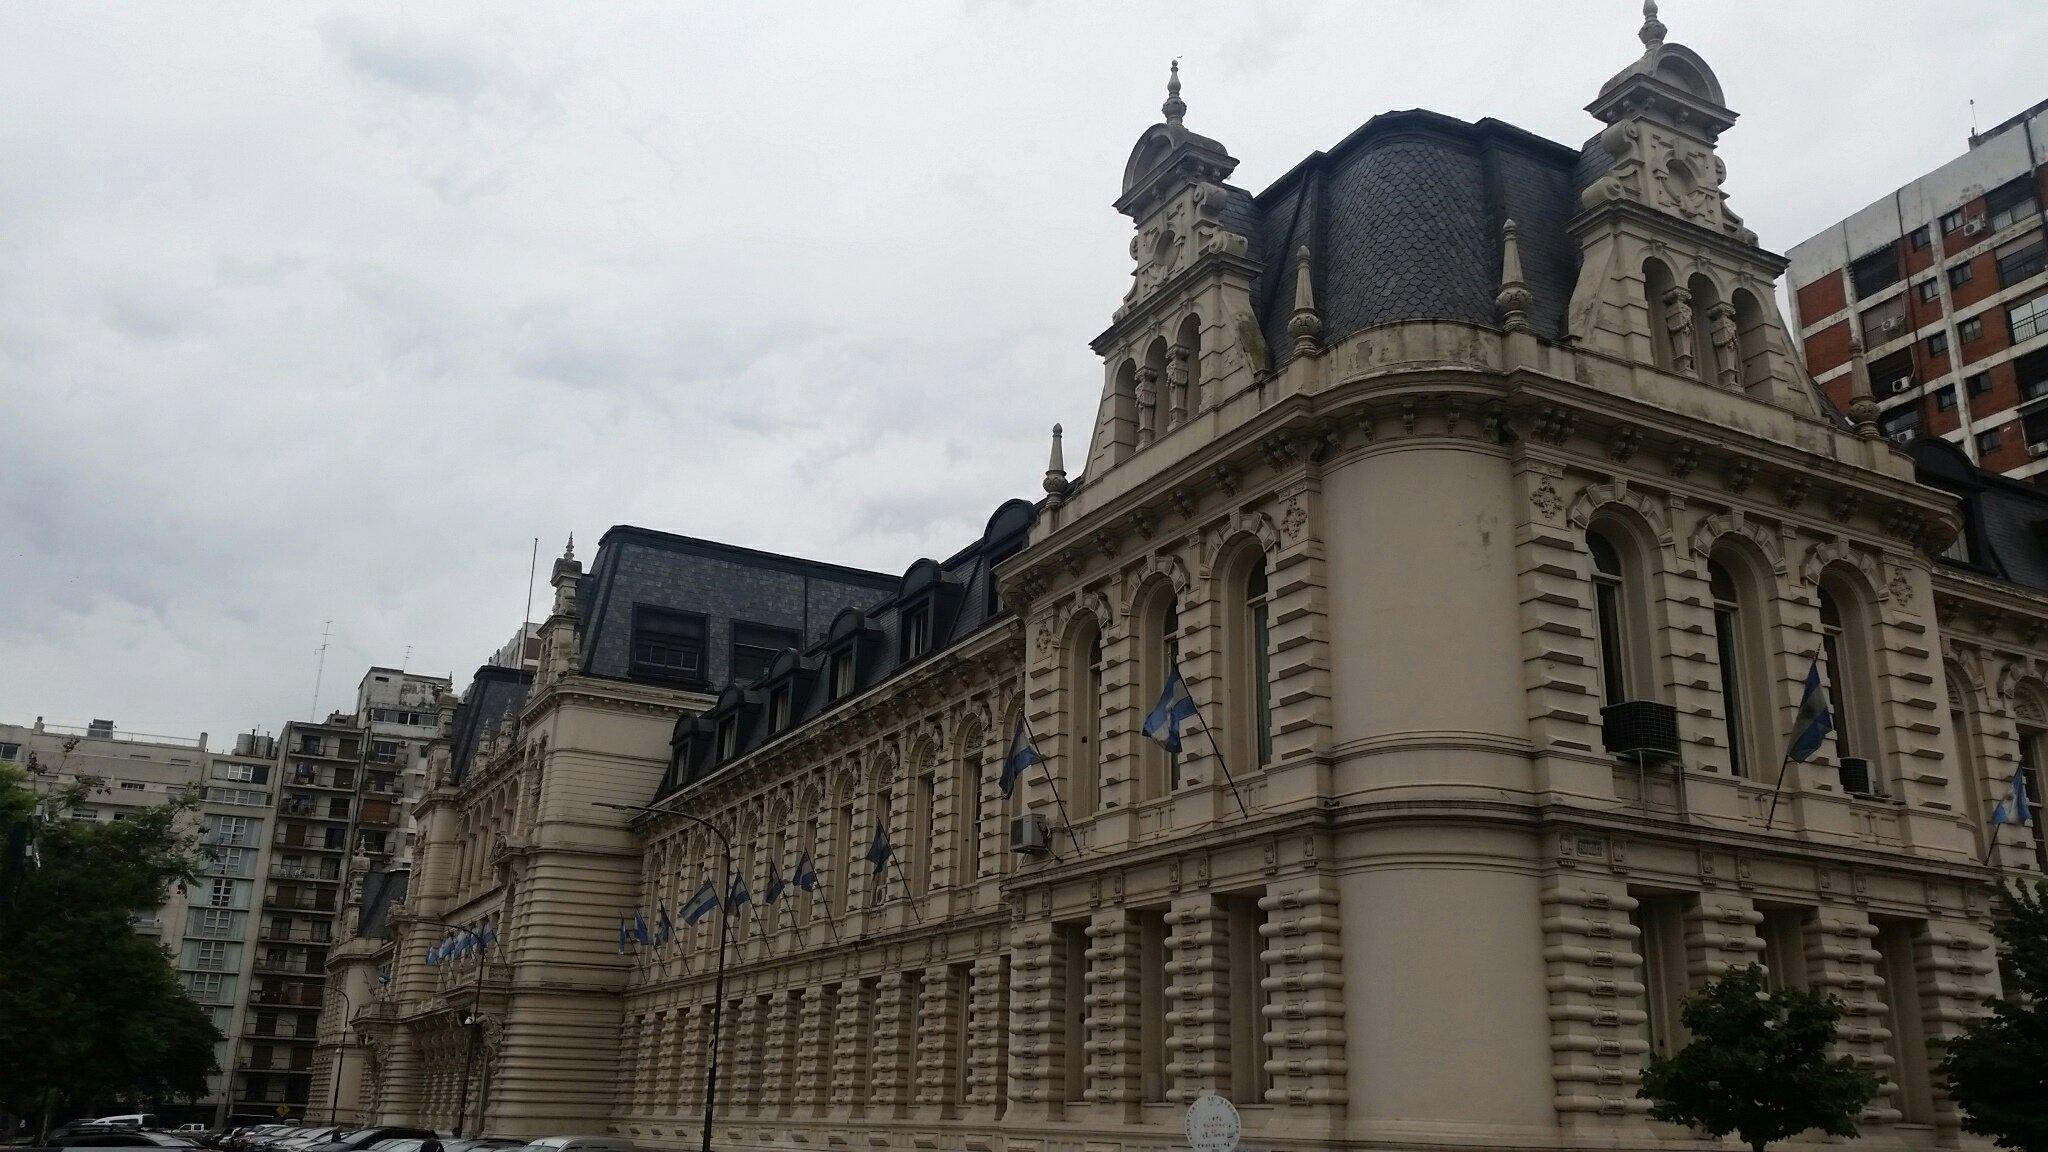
509 1139 636 1152
445 1141 525 1152
296 1128 439 1152
48 1133 199 1148
272 1128 348 1152
84 1117 160 1131
174 1127 209 1136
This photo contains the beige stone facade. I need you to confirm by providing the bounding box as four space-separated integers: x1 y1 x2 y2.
334 12 2048 1152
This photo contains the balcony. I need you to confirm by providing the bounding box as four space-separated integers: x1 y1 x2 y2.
253 956 311 976
257 925 333 944
246 986 323 1010
269 863 342 883
272 833 348 853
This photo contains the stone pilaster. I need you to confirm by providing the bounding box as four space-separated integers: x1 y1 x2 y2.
675 1004 704 1119
792 986 830 1116
1259 877 1347 1112
1267 483 1334 775
1541 875 1648 1125
828 978 871 1115
914 964 961 1112
1683 893 1763 982
1805 905 1899 1123
1005 921 1065 1117
712 998 738 1110
1519 462 1606 759
1913 917 1997 1136
1164 893 1231 1101
1083 908 1141 1107
376 1030 423 1124
762 989 798 1115
871 971 914 1116
619 1013 644 1115
650 1009 675 1115
728 996 762 1112
965 954 1009 1115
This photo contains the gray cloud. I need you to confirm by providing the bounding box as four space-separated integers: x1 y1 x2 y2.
1 1 2042 741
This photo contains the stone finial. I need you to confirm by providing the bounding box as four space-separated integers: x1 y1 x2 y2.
1162 60 1185 125
1288 245 1324 356
1494 218 1533 333
1639 0 1666 50
1043 424 1069 505
1845 335 1881 439
563 533 574 561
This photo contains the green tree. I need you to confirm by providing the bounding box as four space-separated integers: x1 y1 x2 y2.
1639 963 1881 1152
1939 880 2048 1152
0 764 223 1138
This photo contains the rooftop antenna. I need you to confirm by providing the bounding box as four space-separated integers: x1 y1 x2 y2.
1970 98 1979 138
402 644 412 671
522 536 540 648
310 620 333 721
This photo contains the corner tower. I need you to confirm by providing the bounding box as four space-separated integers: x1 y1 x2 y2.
1566 2 1817 414
1085 64 1264 474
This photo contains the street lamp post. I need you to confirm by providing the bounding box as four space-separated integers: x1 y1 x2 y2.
325 987 359 1125
595 801 732 1152
425 920 489 1139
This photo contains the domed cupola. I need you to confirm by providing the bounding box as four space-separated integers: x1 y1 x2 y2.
1565 1 1822 418
1085 64 1264 476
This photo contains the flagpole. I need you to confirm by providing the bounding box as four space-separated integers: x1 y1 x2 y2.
1172 655 1253 822
884 850 927 925
806 869 844 945
1020 714 1085 859
1763 749 1796 831
745 898 777 955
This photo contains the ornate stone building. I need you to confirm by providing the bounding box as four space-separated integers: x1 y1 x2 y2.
333 9 2048 1151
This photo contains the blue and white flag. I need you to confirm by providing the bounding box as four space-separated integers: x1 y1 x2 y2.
790 852 818 893
616 918 630 955
682 880 719 925
726 873 750 911
1785 657 1834 763
1001 715 1040 799
764 862 786 905
427 938 442 967
1993 766 2033 827
480 918 498 950
1143 665 1200 755
632 910 652 946
655 903 675 944
864 821 893 873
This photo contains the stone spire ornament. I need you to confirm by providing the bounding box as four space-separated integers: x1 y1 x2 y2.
1494 218 1533 333
563 533 574 561
1162 60 1185 125
1042 423 1069 506
1288 245 1324 356
1639 0 1667 50
1845 336 1881 439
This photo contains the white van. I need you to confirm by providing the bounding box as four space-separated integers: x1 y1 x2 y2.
88 1115 161 1130
512 1138 635 1152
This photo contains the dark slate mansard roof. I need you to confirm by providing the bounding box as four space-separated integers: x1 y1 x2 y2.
1912 438 2048 592
354 864 409 939
1219 109 1595 369
654 499 1037 800
447 664 534 787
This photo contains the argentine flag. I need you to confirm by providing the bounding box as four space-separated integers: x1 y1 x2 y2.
1143 666 1199 755
1785 657 1833 762
726 873 750 911
1001 715 1039 799
682 880 720 925
1993 766 2033 827
790 852 818 893
864 821 893 873
616 918 630 955
764 862 786 905
655 903 674 944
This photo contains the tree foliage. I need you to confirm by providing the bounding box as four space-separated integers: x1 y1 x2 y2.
1638 963 1881 1152
1939 879 2048 1152
0 764 223 1134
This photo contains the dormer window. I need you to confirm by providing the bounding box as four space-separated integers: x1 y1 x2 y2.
630 606 707 684
716 714 739 760
902 603 932 661
731 621 800 684
768 684 793 732
828 648 856 701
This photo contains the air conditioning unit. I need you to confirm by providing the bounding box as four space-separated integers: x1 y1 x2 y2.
1964 218 1986 236
1009 814 1053 857
1875 316 1903 335
1601 700 1682 762
1883 376 1913 395
1837 757 1877 797
1889 430 1918 446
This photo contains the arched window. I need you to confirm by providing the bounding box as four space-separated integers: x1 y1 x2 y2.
912 759 935 896
1817 576 1883 791
1110 360 1139 464
955 719 984 887
1226 551 1274 772
797 806 820 927
1644 259 1679 373
1732 288 1771 391
1588 526 1655 706
1137 584 1183 799
870 772 896 906
1707 550 1773 778
2011 687 2048 874
1140 337 1169 447
829 776 853 919
1173 313 1203 422
1946 670 1987 861
1064 614 1103 819
1001 707 1025 875
1687 272 1722 386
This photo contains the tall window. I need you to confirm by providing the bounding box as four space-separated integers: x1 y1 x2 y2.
1632 892 1690 1058
1707 556 1771 778
1135 910 1168 1102
871 779 895 907
830 783 853 918
1057 922 1089 1103
1759 907 1809 991
1226 895 1271 1102
731 622 800 683
1138 589 1184 798
2016 724 2048 874
913 768 936 896
631 607 708 683
1817 579 1881 785
1232 557 1275 771
828 648 856 701
1589 530 1633 706
1065 616 1103 819
1875 920 1934 1123
955 724 983 887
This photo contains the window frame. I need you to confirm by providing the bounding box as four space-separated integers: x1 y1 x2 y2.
2009 295 2048 345
1949 262 1975 289
628 605 709 685
730 620 801 685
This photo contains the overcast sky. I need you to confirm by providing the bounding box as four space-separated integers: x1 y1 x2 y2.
2 2 2042 744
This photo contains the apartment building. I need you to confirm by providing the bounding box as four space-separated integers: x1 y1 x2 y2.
233 716 369 1117
1787 98 2048 475
0 718 280 1123
355 669 452 871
